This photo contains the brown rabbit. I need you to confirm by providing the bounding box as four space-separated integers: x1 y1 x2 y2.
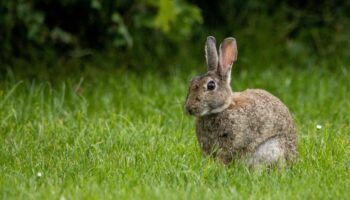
185 36 297 168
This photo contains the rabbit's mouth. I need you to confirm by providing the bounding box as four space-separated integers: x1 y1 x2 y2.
186 103 227 117
185 104 209 116
199 109 210 116
209 102 227 114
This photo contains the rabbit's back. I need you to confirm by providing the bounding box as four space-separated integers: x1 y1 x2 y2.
196 89 297 165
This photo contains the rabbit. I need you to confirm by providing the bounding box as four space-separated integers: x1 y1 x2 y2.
185 36 297 168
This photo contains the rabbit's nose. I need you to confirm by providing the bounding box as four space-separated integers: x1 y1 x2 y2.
187 108 194 115
185 105 195 115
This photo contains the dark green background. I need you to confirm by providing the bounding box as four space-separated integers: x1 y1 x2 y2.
1 0 350 72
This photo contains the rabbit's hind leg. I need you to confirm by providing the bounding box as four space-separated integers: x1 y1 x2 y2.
248 137 286 169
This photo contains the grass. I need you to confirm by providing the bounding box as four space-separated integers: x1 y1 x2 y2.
0 60 349 200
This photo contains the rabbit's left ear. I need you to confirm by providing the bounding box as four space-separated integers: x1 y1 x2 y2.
218 37 238 82
205 36 218 71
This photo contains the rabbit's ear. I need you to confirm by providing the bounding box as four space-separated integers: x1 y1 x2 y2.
218 37 237 82
205 36 218 71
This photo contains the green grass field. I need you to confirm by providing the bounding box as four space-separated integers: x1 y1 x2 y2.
0 62 349 199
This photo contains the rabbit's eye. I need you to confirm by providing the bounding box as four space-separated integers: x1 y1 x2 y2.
207 81 216 90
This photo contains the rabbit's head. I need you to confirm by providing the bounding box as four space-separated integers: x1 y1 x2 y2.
185 36 238 116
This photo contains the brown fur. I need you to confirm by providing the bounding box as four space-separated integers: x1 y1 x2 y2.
195 89 297 165
185 36 297 167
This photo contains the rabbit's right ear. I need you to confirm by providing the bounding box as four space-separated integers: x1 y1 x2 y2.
218 37 237 82
205 36 218 71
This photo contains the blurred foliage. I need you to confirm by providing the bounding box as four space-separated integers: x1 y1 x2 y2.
1 0 350 70
0 0 202 64
191 0 350 68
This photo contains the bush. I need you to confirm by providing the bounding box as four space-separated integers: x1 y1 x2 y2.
1 0 350 70
0 0 202 64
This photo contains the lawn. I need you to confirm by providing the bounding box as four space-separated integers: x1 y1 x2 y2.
0 61 349 199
